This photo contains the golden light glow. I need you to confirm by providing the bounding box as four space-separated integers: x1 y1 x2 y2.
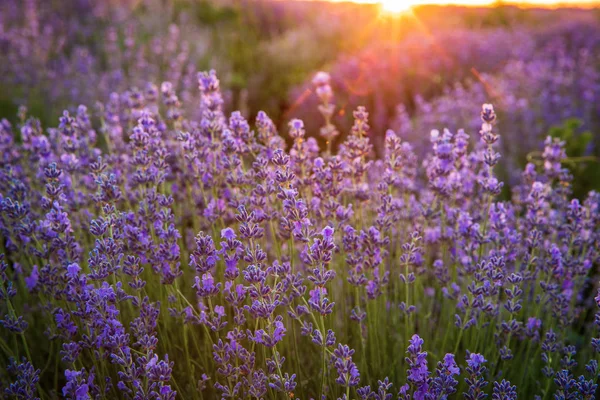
380 0 414 12
321 0 600 9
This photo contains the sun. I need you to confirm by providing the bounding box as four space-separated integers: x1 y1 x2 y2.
380 0 415 13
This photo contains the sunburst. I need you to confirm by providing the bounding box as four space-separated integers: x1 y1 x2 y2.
380 0 416 13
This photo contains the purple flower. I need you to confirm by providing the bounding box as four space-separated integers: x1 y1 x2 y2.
4 358 40 400
193 272 221 297
467 353 486 369
322 226 334 239
492 379 517 400
24 265 39 291
62 368 98 400
66 263 81 280
404 335 429 400
250 319 286 348
464 353 488 400
332 344 361 387
288 119 305 140
221 227 236 240
308 287 334 316
312 71 331 87
431 353 460 398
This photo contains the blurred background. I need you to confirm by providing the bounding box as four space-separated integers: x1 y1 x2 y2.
1 0 599 194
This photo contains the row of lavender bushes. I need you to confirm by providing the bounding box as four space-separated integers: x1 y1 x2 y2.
390 24 600 186
0 0 387 125
0 67 599 399
3 0 599 146
290 17 600 176
0 0 217 124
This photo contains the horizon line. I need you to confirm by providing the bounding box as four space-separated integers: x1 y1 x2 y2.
280 0 600 9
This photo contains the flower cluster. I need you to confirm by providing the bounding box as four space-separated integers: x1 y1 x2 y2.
0 64 599 400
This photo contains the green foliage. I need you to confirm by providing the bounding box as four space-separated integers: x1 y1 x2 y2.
0 85 53 129
549 118 591 156
549 118 600 198
0 93 19 127
194 0 239 25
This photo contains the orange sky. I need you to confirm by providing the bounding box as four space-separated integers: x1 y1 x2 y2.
325 0 600 8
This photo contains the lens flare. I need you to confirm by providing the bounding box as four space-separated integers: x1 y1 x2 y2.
380 0 414 12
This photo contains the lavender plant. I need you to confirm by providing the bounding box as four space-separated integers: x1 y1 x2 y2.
0 68 599 400
0 0 214 123
292 16 600 161
390 23 600 186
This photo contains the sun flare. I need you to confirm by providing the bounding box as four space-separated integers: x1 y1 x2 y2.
380 0 415 13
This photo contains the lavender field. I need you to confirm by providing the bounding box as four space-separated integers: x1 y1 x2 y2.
1 0 600 399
